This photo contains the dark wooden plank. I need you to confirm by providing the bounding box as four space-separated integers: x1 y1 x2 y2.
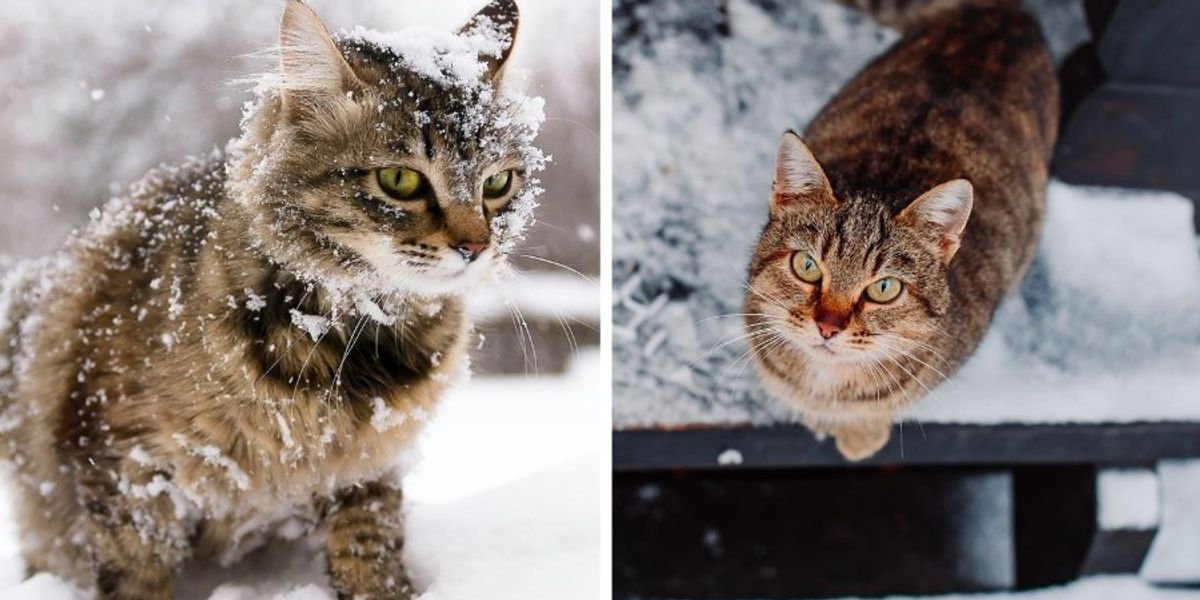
1080 529 1157 576
1092 0 1200 87
1013 467 1097 588
1054 84 1200 192
614 423 1200 470
614 468 1016 599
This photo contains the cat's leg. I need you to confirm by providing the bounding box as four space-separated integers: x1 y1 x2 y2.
324 478 415 600
77 460 191 600
833 418 892 461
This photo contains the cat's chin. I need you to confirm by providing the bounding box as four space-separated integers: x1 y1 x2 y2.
347 238 501 297
796 343 878 368
383 272 488 297
376 261 498 297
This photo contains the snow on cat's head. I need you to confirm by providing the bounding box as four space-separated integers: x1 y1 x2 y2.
228 0 546 298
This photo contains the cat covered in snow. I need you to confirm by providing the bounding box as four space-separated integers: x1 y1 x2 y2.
0 0 544 597
744 0 1057 460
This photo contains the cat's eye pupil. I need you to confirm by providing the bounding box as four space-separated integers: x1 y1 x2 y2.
483 170 513 199
866 276 902 303
377 167 424 200
791 252 822 284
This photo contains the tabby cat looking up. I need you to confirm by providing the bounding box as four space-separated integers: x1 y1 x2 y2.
744 0 1057 460
0 0 544 598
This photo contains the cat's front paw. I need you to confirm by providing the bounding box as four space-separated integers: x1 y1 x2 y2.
328 550 415 600
331 573 415 600
833 420 892 461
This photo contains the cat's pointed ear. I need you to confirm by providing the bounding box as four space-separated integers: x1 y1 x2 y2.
278 0 361 106
896 179 974 263
772 130 833 215
458 0 520 84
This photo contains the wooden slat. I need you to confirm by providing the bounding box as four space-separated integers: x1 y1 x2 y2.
1093 0 1200 87
614 423 1200 470
1055 84 1200 193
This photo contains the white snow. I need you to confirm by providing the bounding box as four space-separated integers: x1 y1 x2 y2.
466 271 599 323
369 397 407 433
340 24 508 90
244 290 267 312
1142 460 1200 583
1097 469 1160 531
0 353 604 599
129 444 154 466
173 433 253 492
950 473 1013 589
0 575 86 600
716 449 743 466
289 310 332 342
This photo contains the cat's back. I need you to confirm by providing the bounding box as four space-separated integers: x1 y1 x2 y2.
805 0 1058 203
68 150 229 280
5 152 230 429
803 0 1058 351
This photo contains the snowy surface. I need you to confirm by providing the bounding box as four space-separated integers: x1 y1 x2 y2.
1143 460 1200 583
612 0 1200 429
0 353 604 599
951 474 1012 589
1097 469 1160 531
466 272 599 323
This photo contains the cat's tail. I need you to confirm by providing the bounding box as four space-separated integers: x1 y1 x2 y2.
838 0 1018 32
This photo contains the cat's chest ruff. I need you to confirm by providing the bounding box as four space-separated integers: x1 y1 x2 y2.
161 355 461 520
755 348 901 420
156 311 470 514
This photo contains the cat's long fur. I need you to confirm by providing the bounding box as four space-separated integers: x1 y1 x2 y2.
745 0 1058 460
0 1 539 597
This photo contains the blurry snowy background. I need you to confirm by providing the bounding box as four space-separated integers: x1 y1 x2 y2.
0 0 601 598
612 0 1200 429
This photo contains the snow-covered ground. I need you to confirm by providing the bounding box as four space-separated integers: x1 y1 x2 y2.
612 0 1200 429
0 352 605 599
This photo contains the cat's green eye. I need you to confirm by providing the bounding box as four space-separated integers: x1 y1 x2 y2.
377 167 425 200
865 277 903 303
791 252 822 283
482 170 513 199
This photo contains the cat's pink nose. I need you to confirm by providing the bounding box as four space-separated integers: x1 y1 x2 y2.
815 314 847 339
455 241 488 262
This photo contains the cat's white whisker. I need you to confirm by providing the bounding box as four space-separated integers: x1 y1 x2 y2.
696 312 786 325
513 253 597 285
326 313 371 401
741 281 791 313
873 335 954 385
689 326 782 368
874 333 955 372
724 331 788 384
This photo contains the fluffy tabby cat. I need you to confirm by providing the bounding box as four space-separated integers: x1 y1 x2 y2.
745 0 1057 460
0 0 543 597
